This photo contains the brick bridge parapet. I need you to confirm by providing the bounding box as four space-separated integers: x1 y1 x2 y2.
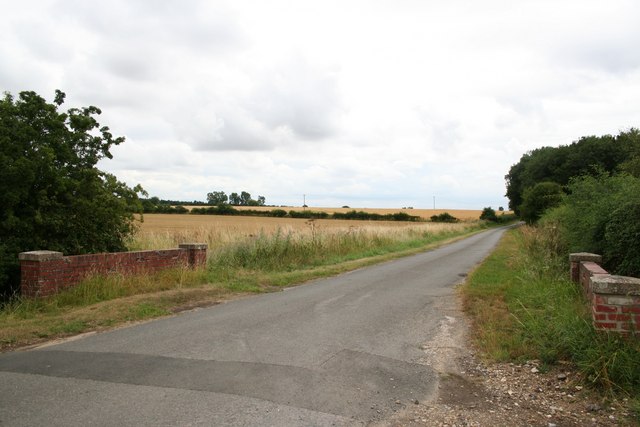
570 253 640 336
19 243 207 298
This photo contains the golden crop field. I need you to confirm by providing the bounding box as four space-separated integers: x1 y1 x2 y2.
132 212 478 251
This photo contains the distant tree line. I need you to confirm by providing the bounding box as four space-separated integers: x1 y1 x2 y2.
161 199 207 206
207 190 265 206
141 197 188 214
191 207 421 222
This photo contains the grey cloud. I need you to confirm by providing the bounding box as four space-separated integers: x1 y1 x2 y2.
10 21 75 64
179 108 277 152
179 57 342 152
210 118 272 151
251 57 342 140
415 109 463 153
495 96 543 118
59 65 163 111
52 0 247 56
545 12 640 75
563 43 640 74
100 52 157 82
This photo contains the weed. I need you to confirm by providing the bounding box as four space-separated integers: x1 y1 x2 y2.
126 303 169 321
463 226 640 404
50 320 87 335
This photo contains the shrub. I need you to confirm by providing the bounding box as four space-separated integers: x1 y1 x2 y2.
288 210 329 219
519 181 564 224
604 201 640 277
430 212 459 223
479 207 498 222
542 172 640 275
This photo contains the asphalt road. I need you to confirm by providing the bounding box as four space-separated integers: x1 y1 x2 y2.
0 226 508 426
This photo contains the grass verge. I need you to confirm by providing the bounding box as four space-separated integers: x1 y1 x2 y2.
462 226 640 419
1 222 492 351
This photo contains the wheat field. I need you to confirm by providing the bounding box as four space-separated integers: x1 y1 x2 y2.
131 213 477 251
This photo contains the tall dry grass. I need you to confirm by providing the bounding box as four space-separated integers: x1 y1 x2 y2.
129 215 476 254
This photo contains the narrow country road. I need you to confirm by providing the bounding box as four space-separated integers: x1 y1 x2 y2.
0 226 509 426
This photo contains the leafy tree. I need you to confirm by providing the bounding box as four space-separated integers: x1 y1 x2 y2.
505 129 638 214
604 201 640 277
206 191 228 205
618 128 640 177
240 191 252 206
229 192 241 205
0 90 143 298
479 207 498 222
519 182 563 224
224 191 265 206
542 172 640 274
504 154 531 214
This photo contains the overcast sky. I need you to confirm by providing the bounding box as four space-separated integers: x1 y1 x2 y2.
3 0 639 209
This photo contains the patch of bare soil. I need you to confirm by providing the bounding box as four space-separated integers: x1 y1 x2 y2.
383 302 637 426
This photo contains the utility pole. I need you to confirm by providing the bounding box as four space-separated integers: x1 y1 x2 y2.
433 196 435 210
303 194 306 210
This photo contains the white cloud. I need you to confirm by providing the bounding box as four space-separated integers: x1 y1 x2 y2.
3 0 640 209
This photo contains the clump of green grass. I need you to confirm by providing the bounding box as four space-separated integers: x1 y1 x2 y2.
1 266 208 318
49 320 88 335
209 225 474 273
126 302 170 321
463 226 640 414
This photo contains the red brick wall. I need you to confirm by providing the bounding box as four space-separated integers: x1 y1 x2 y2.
19 244 207 298
570 253 640 336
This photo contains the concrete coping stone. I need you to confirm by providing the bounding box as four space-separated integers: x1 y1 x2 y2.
18 251 64 261
591 275 640 296
569 252 602 263
179 243 208 250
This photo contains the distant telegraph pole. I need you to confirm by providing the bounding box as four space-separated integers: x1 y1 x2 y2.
433 196 435 210
303 194 306 210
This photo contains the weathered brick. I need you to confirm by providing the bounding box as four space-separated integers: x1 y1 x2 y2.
608 313 631 322
594 322 617 329
20 244 207 298
593 295 608 304
594 304 618 313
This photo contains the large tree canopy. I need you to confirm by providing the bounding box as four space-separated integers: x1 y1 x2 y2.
0 90 143 298
519 181 563 224
505 129 640 215
543 173 640 277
